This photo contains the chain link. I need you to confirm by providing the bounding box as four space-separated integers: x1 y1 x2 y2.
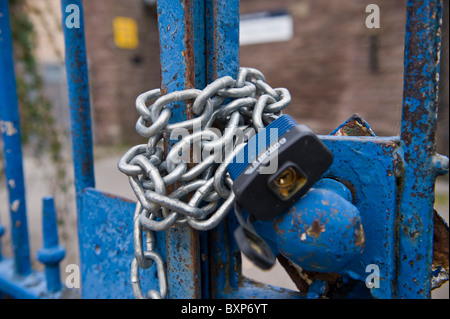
118 67 291 299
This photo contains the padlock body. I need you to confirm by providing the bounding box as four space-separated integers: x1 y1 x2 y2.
228 115 333 221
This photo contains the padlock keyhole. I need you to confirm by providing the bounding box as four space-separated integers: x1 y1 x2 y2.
269 164 307 200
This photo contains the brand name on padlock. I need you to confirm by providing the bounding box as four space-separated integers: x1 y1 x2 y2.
244 137 287 175
228 114 334 221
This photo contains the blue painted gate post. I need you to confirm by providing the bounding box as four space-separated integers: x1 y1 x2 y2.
0 0 32 277
204 0 242 298
397 0 446 299
156 0 206 299
60 0 95 203
60 0 95 296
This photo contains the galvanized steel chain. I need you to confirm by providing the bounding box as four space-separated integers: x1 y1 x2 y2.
118 67 291 299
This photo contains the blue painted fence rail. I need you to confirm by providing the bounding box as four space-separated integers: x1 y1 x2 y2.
0 0 32 278
0 0 69 299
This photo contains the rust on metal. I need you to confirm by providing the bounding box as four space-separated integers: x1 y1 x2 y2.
354 223 366 248
306 220 326 238
433 210 449 270
183 0 195 120
158 0 202 299
331 114 376 137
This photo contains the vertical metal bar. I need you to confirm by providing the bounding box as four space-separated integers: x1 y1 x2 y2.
0 0 32 276
205 0 240 83
60 0 94 296
36 196 65 293
191 1 210 300
0 218 5 262
193 2 206 90
60 0 95 198
205 0 240 298
397 0 443 299
157 0 204 299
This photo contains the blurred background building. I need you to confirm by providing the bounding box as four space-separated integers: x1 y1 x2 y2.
82 0 409 142
27 0 448 154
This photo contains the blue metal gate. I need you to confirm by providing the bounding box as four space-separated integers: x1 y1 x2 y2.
0 0 448 299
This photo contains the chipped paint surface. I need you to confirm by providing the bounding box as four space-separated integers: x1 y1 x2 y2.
75 0 445 300
206 0 244 299
205 0 240 83
251 136 400 298
157 0 204 299
0 120 17 136
397 0 444 299
0 0 444 300
330 114 376 137
321 136 399 299
0 0 31 276
11 200 20 212
0 258 54 299
273 181 364 274
61 0 95 197
60 0 97 299
78 189 164 299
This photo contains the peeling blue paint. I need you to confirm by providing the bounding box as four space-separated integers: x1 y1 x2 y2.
397 0 444 299
0 0 32 277
78 189 165 299
0 0 446 300
157 0 207 299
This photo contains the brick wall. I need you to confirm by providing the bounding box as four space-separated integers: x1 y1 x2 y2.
83 1 161 144
239 0 407 136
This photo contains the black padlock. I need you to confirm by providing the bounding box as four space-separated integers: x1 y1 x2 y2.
227 114 333 221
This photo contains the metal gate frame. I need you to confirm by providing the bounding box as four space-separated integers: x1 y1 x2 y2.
0 0 447 299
